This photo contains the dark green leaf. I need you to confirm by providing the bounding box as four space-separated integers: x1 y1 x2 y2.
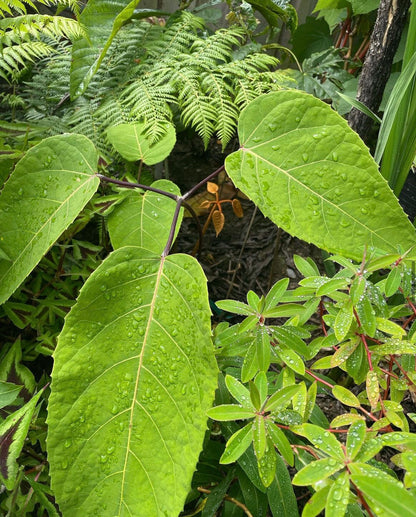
267 454 299 516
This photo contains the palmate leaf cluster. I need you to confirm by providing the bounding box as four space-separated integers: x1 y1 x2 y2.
0 0 81 80
10 10 291 154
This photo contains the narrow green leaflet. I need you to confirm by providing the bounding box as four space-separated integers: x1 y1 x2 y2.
107 180 182 253
293 424 344 461
107 122 176 164
292 458 343 485
302 485 331 517
48 247 218 516
267 454 299 517
0 134 99 304
225 91 416 261
332 385 360 408
326 471 349 517
0 390 43 489
220 424 253 464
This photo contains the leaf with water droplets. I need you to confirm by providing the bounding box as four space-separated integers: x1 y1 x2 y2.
107 180 182 253
0 134 99 304
292 457 344 485
351 470 416 517
48 247 218 516
293 423 344 461
332 385 360 408
225 91 416 261
107 122 176 165
325 470 349 517
366 370 380 410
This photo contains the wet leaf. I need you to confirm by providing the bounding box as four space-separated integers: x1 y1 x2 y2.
48 247 218 516
332 385 360 408
366 370 380 410
346 420 366 460
220 423 253 464
0 134 99 304
325 471 349 517
107 122 176 164
225 91 416 261
292 457 343 485
107 180 182 253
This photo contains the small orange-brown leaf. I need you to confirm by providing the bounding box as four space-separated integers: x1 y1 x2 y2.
199 200 212 209
207 182 218 194
212 210 225 236
232 198 244 218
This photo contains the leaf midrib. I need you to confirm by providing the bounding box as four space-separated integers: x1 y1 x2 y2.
117 255 166 515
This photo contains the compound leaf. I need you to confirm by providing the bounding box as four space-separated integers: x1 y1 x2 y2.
48 247 217 516
0 134 99 305
225 91 416 261
107 180 182 253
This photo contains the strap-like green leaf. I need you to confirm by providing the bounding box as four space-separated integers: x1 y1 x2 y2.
107 122 176 164
107 180 182 253
0 390 43 489
0 134 99 304
225 91 416 261
48 247 217 516
70 0 143 98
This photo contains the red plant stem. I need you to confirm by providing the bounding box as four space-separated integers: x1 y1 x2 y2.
390 355 415 386
97 174 178 201
358 332 373 371
305 369 334 389
349 478 376 517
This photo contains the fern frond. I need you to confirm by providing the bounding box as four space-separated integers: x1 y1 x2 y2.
0 40 52 78
233 77 260 109
0 0 79 17
200 70 238 149
174 68 216 148
120 76 176 143
190 27 245 65
148 11 204 59
0 15 83 40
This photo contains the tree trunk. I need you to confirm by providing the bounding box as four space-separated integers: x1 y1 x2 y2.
348 0 410 142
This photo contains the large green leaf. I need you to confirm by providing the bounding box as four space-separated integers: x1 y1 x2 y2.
107 180 182 253
48 246 218 516
225 91 416 261
70 0 142 98
107 122 176 164
0 134 99 305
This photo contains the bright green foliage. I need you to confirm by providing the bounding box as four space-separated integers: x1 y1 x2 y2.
225 90 416 261
0 390 43 489
0 134 99 304
107 180 182 253
106 121 176 164
0 1 82 80
70 0 143 98
48 246 217 516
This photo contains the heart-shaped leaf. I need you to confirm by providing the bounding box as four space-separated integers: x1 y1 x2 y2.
225 91 416 261
48 247 217 516
0 134 99 304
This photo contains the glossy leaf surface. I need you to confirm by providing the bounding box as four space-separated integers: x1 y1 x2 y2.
0 134 99 304
225 91 416 261
107 122 176 164
48 247 217 516
107 180 182 253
